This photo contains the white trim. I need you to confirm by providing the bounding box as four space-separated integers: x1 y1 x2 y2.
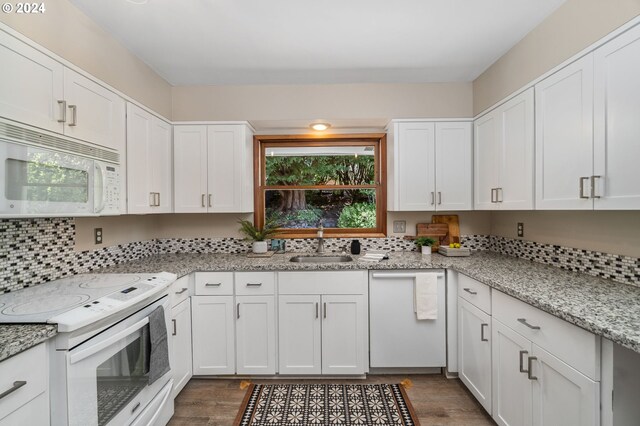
473 15 640 120
385 118 473 131
173 120 256 132
0 22 172 124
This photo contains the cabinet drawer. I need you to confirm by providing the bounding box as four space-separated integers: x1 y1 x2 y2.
458 273 491 314
194 272 233 295
0 343 47 422
278 271 367 295
169 275 191 307
235 272 275 295
492 290 600 380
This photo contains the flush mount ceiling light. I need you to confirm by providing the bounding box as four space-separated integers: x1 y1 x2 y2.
310 122 331 131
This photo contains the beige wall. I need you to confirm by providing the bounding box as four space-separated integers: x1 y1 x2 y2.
473 0 640 115
172 83 473 123
387 211 491 238
75 215 159 251
0 0 172 118
490 211 640 258
154 213 253 239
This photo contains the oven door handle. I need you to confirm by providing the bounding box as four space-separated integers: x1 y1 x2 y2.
69 317 150 365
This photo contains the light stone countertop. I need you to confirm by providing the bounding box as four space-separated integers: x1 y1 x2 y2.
0 324 57 362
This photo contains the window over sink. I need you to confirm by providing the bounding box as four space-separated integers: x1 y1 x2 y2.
254 134 387 238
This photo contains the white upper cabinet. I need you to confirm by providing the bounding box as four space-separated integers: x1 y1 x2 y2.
388 120 472 211
593 24 640 209
0 30 64 134
474 88 534 210
174 124 254 213
126 103 172 214
535 55 594 210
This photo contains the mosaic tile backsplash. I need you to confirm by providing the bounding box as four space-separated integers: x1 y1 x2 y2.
1 218 638 293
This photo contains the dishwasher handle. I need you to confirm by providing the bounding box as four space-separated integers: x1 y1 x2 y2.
371 272 444 279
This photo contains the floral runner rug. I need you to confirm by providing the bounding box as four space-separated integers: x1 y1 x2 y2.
233 383 420 426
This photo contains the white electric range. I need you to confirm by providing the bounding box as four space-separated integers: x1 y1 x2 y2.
0 272 178 426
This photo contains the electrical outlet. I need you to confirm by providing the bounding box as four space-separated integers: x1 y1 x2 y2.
94 228 103 245
393 220 406 233
517 222 524 238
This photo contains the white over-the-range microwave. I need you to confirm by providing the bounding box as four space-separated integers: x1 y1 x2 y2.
0 119 122 217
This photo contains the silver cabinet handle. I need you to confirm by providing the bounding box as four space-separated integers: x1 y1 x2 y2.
68 105 77 126
205 282 222 287
491 188 497 203
497 187 503 202
591 175 601 199
463 288 477 295
0 381 26 400
201 194 206 208
527 356 538 380
480 323 488 341
315 302 319 319
237 303 240 319
246 283 262 287
517 318 541 330
149 192 155 207
438 191 442 205
172 319 177 336
156 192 160 206
208 194 212 208
57 100 67 123
519 350 529 373
175 288 188 295
579 177 590 199
430 192 435 205
323 302 327 319
132 402 141 413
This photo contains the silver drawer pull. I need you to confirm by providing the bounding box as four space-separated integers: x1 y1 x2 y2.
246 282 262 287
131 402 141 413
175 288 188 294
172 319 177 336
527 356 538 380
519 350 529 373
517 318 541 330
205 282 222 287
0 381 26 400
480 323 488 341
463 288 477 295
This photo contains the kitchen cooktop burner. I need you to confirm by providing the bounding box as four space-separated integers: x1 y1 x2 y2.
78 274 142 289
2 294 91 316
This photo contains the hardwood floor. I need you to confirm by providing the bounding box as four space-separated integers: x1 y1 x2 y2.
169 374 495 425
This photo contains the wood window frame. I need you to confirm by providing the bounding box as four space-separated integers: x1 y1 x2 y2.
254 133 387 239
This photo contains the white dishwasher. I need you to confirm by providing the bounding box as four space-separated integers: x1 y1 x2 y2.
369 270 446 368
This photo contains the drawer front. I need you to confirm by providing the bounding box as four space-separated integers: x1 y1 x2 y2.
492 290 600 380
194 272 233 295
458 273 491 314
278 271 366 295
235 272 275 295
0 343 47 421
169 275 191 307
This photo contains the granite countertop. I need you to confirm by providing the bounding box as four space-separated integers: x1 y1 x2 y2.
0 324 57 362
100 250 640 353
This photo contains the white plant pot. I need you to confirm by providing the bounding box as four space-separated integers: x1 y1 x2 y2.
421 246 432 256
252 241 268 254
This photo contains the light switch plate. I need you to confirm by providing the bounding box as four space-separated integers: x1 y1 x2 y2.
517 222 524 238
94 228 103 245
393 220 406 233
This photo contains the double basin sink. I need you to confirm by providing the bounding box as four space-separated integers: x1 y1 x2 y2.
289 255 353 263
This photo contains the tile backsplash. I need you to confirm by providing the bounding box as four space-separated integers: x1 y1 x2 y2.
1 218 638 293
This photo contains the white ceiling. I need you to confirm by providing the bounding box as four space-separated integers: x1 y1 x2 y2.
70 0 566 86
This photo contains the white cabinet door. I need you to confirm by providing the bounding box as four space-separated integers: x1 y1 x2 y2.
0 31 64 133
149 118 172 213
207 125 248 212
191 296 235 375
63 68 125 153
170 298 192 398
458 298 492 413
474 112 499 210
236 295 276 375
435 122 472 211
174 126 208 213
594 24 640 209
492 319 533 426
535 55 594 210
126 103 153 213
531 345 599 426
278 295 322 375
396 122 436 211
321 295 365 375
499 88 534 209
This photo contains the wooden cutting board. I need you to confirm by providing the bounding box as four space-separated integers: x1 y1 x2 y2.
405 223 450 252
432 215 460 244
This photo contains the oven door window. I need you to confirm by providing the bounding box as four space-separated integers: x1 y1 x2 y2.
96 324 150 426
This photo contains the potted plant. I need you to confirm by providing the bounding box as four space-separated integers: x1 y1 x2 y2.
238 218 280 254
414 237 437 256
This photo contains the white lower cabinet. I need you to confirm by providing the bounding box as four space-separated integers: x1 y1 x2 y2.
236 295 276 375
458 297 492 413
321 295 365 375
170 298 192 397
191 295 235 375
278 295 322 375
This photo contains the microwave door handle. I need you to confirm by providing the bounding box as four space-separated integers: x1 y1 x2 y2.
94 163 106 213
69 317 150 365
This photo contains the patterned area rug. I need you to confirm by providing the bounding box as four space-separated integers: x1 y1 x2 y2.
234 383 419 426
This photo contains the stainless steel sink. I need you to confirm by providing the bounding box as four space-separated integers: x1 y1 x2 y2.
289 255 354 263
